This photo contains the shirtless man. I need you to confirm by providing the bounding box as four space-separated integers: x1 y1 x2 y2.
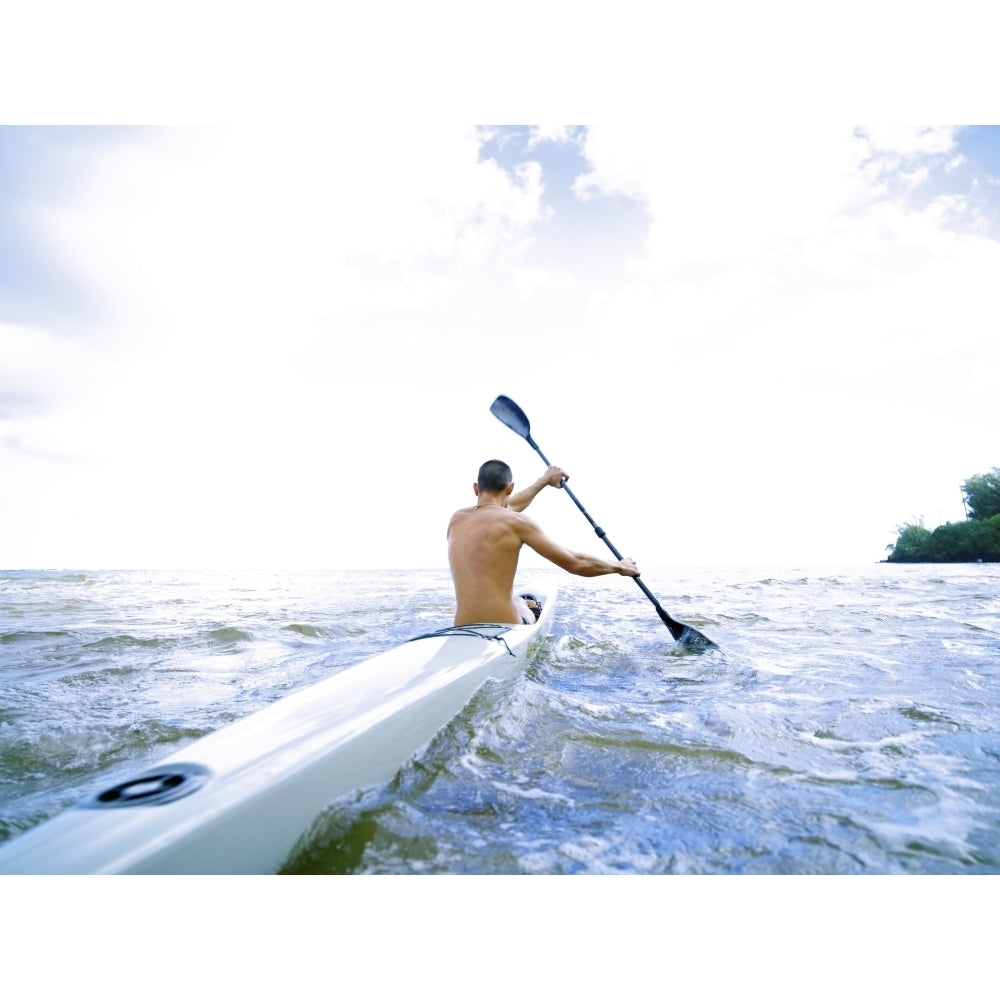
448 459 641 626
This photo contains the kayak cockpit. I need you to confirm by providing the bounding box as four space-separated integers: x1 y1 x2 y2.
405 624 517 654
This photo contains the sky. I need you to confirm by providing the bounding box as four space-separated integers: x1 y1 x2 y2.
1 124 998 570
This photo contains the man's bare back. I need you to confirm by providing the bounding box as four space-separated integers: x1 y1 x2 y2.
447 460 640 626
448 504 533 624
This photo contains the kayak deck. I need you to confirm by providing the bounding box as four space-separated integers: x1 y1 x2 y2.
0 585 557 874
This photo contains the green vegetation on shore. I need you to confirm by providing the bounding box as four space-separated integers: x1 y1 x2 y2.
886 469 1000 563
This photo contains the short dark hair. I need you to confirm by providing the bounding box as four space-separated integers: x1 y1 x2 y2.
478 459 512 493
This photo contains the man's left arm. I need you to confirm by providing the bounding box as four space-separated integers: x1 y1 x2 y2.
509 465 568 512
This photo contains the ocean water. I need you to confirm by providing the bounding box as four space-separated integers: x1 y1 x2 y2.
1 564 998 874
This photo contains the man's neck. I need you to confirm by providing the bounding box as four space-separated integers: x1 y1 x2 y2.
474 493 507 509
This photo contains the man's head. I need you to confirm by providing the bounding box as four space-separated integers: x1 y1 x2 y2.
477 459 513 494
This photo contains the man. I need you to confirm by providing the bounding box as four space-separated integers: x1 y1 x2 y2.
448 459 640 626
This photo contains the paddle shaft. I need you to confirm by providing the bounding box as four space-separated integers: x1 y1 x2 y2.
523 436 676 622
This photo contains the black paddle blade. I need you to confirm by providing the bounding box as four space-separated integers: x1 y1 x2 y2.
676 625 719 653
657 606 718 652
490 395 531 440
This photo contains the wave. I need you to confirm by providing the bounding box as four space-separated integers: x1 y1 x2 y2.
83 635 164 651
0 718 212 785
1 630 72 644
206 627 255 645
282 623 327 639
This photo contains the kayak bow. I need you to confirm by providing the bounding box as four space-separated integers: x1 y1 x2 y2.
0 586 557 874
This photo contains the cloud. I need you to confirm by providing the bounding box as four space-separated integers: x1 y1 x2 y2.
859 125 958 159
559 125 998 560
1 126 572 568
37 127 547 323
569 126 995 353
527 126 582 149
16 126 556 452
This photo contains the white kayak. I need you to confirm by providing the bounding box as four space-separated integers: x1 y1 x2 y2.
0 585 557 874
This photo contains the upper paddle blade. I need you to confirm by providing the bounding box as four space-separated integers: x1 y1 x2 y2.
490 396 531 440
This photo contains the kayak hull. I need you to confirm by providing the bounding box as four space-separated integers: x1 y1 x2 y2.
0 587 556 874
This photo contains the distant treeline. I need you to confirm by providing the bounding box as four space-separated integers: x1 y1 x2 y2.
887 468 1000 563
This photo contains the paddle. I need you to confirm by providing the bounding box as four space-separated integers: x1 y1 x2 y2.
490 395 718 652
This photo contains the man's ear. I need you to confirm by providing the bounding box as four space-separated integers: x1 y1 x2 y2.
505 483 514 496
473 483 480 497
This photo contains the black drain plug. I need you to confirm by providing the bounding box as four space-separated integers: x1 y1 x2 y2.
80 764 211 808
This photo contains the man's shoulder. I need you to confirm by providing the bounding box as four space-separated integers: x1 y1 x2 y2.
507 508 541 535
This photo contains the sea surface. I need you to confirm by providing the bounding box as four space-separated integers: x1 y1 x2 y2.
1 564 998 874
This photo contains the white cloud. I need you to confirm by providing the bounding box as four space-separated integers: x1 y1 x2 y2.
527 126 581 148
859 125 958 158
560 125 997 564
38 127 547 324
575 125 878 269
2 127 562 567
